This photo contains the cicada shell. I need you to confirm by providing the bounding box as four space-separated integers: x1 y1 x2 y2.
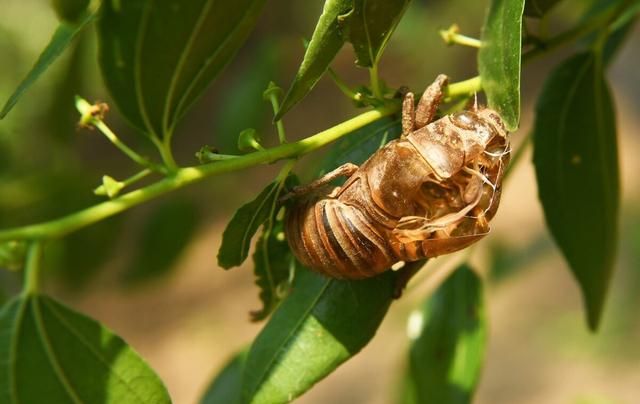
285 75 510 279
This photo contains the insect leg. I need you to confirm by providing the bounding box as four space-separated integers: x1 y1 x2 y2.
282 163 359 200
415 74 449 128
401 92 415 137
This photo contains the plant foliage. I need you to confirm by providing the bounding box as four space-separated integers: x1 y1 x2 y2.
533 52 618 330
0 294 170 404
0 0 636 402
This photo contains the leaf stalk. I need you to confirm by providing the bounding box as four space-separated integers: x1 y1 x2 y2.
369 64 383 99
153 136 179 172
23 241 42 295
327 68 359 101
264 82 288 144
76 97 167 173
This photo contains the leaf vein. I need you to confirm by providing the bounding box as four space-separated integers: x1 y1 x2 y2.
162 0 216 134
31 297 84 404
42 299 159 404
171 0 264 131
7 299 29 404
362 0 375 65
248 278 333 398
133 0 161 138
554 56 593 221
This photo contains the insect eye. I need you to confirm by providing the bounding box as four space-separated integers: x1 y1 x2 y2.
450 111 478 130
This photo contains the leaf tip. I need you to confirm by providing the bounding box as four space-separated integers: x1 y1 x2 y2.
273 91 293 122
584 293 605 332
505 118 520 132
0 99 13 119
216 252 235 271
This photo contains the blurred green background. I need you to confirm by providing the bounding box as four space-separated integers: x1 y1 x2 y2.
1 0 639 403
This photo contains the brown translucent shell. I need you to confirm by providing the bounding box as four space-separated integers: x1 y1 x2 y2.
285 78 510 280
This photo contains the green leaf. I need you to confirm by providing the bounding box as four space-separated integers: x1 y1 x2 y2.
532 52 619 331
345 0 411 67
524 0 562 17
251 193 297 321
275 0 353 120
123 199 200 284
214 41 279 153
98 0 267 138
401 265 487 404
478 0 525 131
200 350 247 404
0 14 94 119
46 34 90 144
0 295 171 404
218 181 284 269
241 267 397 404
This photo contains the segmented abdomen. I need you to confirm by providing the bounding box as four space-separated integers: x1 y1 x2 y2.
285 197 397 279
286 198 491 279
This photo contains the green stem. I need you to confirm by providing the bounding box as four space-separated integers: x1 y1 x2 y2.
0 104 399 242
269 98 287 145
93 120 163 172
197 150 239 162
122 168 153 187
327 68 359 101
23 241 42 295
440 25 482 48
451 35 481 48
369 64 383 99
76 97 167 173
154 136 179 172
164 141 178 170
275 159 296 182
275 119 287 145
444 76 482 100
264 82 287 143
